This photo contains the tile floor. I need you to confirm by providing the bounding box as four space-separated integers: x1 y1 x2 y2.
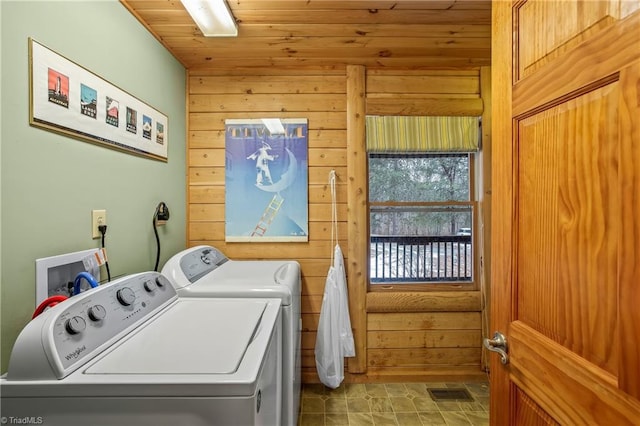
298 381 489 426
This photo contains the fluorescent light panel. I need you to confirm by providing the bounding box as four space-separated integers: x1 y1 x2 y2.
181 0 237 37
262 119 286 135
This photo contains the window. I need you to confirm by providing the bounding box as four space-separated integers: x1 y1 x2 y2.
368 153 474 287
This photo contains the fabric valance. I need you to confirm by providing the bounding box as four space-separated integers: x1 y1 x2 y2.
366 116 480 152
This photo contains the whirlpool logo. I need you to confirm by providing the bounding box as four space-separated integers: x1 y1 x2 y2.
64 345 87 361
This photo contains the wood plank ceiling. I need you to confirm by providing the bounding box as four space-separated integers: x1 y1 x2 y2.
119 0 492 70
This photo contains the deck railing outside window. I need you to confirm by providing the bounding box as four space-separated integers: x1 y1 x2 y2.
370 235 472 283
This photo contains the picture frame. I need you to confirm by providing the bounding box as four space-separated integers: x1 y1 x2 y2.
28 38 168 161
225 118 309 242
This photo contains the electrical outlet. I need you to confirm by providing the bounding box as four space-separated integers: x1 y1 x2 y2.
91 209 107 239
155 202 170 226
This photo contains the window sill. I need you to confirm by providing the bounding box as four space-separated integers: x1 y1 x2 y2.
369 281 476 292
366 290 481 313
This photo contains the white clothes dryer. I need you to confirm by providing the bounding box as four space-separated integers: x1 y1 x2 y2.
161 245 301 426
1 271 282 426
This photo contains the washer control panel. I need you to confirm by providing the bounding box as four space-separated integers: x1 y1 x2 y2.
6 272 177 380
179 246 228 283
52 272 175 373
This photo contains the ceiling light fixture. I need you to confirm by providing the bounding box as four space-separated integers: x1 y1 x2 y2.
262 119 286 135
180 0 237 37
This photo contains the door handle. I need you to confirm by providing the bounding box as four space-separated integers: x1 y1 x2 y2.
483 331 509 364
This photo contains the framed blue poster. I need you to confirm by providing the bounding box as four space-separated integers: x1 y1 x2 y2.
225 118 308 242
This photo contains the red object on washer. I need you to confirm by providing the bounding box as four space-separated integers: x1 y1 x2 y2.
32 295 68 319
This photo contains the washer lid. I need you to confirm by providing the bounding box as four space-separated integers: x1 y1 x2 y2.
85 299 268 375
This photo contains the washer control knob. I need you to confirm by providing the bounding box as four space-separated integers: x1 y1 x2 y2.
87 305 106 321
116 287 136 306
65 316 87 335
144 280 157 292
155 275 169 288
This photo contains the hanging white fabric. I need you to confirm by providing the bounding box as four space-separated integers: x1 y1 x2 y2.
315 170 355 389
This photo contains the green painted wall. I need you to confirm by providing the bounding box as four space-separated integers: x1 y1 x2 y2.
0 1 187 372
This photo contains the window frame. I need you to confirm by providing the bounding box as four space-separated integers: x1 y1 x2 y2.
367 152 478 292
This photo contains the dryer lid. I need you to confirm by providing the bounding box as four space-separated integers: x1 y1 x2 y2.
180 261 300 305
85 299 270 375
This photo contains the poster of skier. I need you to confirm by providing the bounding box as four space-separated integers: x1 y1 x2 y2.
225 118 308 242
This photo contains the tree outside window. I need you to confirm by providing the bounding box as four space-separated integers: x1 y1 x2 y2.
368 153 474 285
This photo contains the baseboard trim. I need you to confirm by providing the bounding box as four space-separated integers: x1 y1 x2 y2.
302 366 488 384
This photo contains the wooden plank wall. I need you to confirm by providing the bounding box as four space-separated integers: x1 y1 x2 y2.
187 68 349 383
186 67 488 383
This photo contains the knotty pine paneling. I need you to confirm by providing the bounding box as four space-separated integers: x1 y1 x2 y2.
187 67 487 383
367 72 480 94
189 75 346 95
367 291 481 312
369 312 482 331
368 330 481 349
189 111 347 131
189 93 346 113
368 348 481 367
367 311 483 374
122 1 491 70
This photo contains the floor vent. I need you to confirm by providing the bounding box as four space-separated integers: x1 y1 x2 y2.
427 388 474 401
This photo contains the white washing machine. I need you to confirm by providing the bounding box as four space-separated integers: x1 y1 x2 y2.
1 271 282 426
161 245 301 426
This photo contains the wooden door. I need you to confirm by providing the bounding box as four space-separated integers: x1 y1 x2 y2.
491 1 640 424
